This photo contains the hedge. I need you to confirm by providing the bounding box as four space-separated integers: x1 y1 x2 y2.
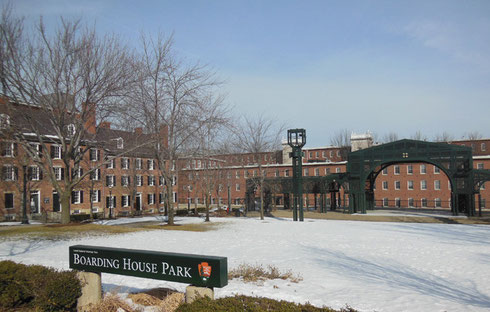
0 260 81 311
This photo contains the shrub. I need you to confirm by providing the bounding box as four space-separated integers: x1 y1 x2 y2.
175 295 358 312
0 260 81 311
228 263 303 283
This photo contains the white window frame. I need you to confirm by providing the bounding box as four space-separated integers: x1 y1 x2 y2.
434 166 440 174
421 198 427 208
121 157 129 169
52 145 61 159
135 158 142 170
54 167 63 181
122 195 130 207
408 180 414 190
407 165 413 174
91 190 100 203
382 181 388 190
148 175 155 186
90 148 100 161
435 198 442 208
434 180 441 190
421 180 427 190
107 175 115 187
382 168 388 175
121 175 129 187
107 158 115 169
395 181 400 190
147 159 155 170
236 183 240 191
0 113 10 128
394 165 400 175
3 142 14 157
382 198 389 207
420 164 426 174
477 163 484 170
408 198 414 208
136 175 142 186
30 166 40 181
73 190 82 204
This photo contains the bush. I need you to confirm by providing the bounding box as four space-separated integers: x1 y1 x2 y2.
0 260 81 311
175 295 358 312
228 263 303 283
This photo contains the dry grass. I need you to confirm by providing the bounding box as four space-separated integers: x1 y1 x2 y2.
0 223 152 240
265 210 490 225
144 222 222 232
88 293 141 312
228 263 303 284
128 288 184 312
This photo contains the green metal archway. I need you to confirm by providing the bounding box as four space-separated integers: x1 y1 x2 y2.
347 139 474 216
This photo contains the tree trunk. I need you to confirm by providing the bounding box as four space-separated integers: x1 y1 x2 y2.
205 194 210 222
260 187 264 220
60 192 71 224
166 186 174 225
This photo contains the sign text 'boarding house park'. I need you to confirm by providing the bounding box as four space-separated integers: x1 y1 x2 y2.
69 245 228 288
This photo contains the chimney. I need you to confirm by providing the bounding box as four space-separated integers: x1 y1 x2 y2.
135 127 143 135
100 121 111 129
82 102 96 135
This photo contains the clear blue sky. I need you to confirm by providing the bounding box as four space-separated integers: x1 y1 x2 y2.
7 0 490 147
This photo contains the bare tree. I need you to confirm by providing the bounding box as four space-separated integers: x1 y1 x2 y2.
233 115 284 220
330 129 351 159
126 33 227 225
411 130 428 141
382 132 399 143
463 131 483 141
1 14 136 224
434 131 454 142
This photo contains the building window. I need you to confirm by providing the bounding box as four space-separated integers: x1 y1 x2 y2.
481 199 486 209
121 175 130 187
54 167 64 181
71 190 83 204
481 182 486 190
172 175 177 185
304 168 309 176
51 145 61 159
90 168 101 181
420 164 426 174
106 158 115 169
285 169 289 177
382 168 388 175
89 148 100 161
408 180 414 190
382 181 388 190
135 158 142 170
106 175 116 187
421 198 427 208
309 152 313 159
394 165 400 175
408 198 414 207
91 190 101 203
421 180 427 190
136 175 143 186
236 183 241 191
236 171 240 179
395 181 400 190
147 159 155 170
325 168 330 175
4 193 14 209
28 166 41 181
395 198 401 208
122 195 130 207
2 165 17 181
434 166 440 174
315 168 320 176
435 198 442 208
481 143 486 151
407 165 413 174
383 198 389 207
121 157 129 169
477 163 484 170
2 142 15 157
173 192 177 203
434 180 441 190
336 167 341 173
148 175 155 186
106 196 116 208
116 137 124 149
0 114 10 128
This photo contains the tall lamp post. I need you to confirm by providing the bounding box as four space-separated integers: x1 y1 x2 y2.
21 165 29 224
287 129 306 222
109 188 113 219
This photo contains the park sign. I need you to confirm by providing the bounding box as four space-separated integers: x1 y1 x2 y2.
69 245 228 288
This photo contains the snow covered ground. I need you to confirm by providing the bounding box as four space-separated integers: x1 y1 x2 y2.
1 216 489 312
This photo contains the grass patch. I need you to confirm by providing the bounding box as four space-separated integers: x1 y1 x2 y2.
264 210 490 225
0 223 154 240
144 222 223 232
176 295 357 312
228 263 303 283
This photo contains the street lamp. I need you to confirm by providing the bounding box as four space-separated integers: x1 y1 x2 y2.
109 188 113 219
287 129 306 221
21 165 29 224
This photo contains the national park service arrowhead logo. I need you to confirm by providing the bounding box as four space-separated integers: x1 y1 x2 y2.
198 262 212 282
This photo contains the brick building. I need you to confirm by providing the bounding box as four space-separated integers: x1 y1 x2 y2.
1 96 489 221
0 97 175 221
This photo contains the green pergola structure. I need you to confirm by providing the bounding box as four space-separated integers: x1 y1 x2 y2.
245 139 490 217
347 139 477 216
